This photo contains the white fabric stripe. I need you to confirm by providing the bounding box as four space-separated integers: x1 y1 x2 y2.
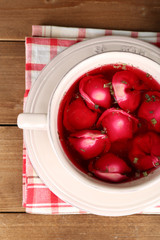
26 207 52 214
46 26 51 36
112 30 132 36
31 71 41 84
31 45 50 65
27 185 47 189
46 26 79 38
26 207 82 214
138 36 157 42
26 203 71 207
58 207 86 213
27 178 42 184
85 29 106 38
138 32 157 37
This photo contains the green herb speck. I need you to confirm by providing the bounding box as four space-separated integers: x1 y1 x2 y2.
155 162 159 166
122 66 127 70
103 83 108 88
104 82 112 88
133 157 139 164
149 111 154 114
146 73 150 77
101 130 106 134
152 95 156 102
122 81 128 84
110 87 114 95
145 94 151 102
158 156 160 160
80 148 86 152
143 171 148 177
106 167 109 173
95 104 99 109
151 118 157 126
113 65 120 69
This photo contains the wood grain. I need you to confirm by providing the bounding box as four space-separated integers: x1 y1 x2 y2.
0 1 160 238
0 127 24 212
1 213 160 240
0 42 25 124
0 0 159 40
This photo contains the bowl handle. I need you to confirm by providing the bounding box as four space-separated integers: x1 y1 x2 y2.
17 113 47 130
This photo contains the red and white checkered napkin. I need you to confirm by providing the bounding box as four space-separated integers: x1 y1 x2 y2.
23 25 160 214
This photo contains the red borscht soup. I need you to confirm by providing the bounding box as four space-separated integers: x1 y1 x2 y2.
58 64 160 183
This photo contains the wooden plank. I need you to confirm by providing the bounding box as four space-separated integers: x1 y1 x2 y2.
0 42 25 124
0 126 24 212
1 213 160 240
0 0 160 40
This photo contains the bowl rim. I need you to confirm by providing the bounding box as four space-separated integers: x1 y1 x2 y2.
49 51 160 192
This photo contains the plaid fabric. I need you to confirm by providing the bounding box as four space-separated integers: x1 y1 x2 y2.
23 25 160 214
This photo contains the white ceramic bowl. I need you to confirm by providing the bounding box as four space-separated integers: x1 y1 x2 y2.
18 51 160 193
49 51 160 192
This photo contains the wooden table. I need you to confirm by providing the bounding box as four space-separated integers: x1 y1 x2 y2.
0 0 160 239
